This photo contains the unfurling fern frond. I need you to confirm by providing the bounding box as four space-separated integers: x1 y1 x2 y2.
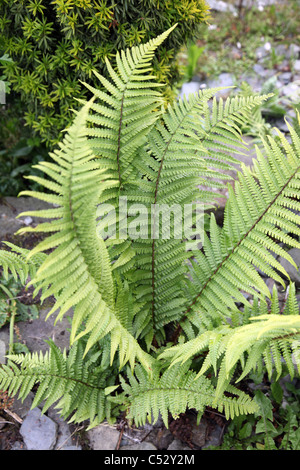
120 362 258 427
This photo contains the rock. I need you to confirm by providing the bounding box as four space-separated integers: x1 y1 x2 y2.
278 248 300 286
202 424 224 449
120 441 158 450
255 46 270 61
0 329 9 347
208 0 237 13
167 439 191 450
61 445 82 450
151 428 174 450
207 73 235 97
20 408 57 450
0 197 54 241
10 441 27 450
265 278 276 295
13 307 72 354
10 392 34 419
279 72 293 85
274 44 289 58
22 216 33 226
240 74 263 92
288 44 300 59
87 424 120 450
281 81 300 100
274 119 290 133
294 60 300 73
179 81 201 100
47 407 74 450
190 418 207 448
0 339 6 364
253 63 266 76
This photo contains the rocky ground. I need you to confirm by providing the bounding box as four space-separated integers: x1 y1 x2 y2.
1 0 300 452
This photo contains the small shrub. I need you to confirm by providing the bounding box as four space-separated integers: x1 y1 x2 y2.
0 0 210 147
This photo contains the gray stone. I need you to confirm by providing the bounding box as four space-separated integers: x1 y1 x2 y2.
202 424 224 449
288 44 300 59
20 408 58 450
255 46 270 61
274 119 290 133
15 307 72 354
167 439 191 450
0 328 9 347
47 407 73 450
278 248 300 286
10 441 27 450
208 0 237 13
274 44 289 58
207 73 235 97
294 60 300 73
60 445 82 450
87 424 120 450
240 75 263 92
151 428 173 450
0 339 6 364
279 72 292 85
10 391 34 419
179 81 201 100
0 197 54 241
253 63 266 76
265 278 276 295
281 81 300 100
120 441 158 450
190 419 207 448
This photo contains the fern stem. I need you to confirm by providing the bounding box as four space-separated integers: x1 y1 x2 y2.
117 94 125 187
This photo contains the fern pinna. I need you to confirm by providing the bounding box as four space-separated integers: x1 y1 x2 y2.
1 27 300 430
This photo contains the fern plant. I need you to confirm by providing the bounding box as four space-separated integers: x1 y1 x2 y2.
1 27 300 434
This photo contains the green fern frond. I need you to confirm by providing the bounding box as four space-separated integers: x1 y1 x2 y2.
126 91 272 345
178 121 300 335
160 286 300 402
83 25 177 194
12 102 153 372
0 242 46 285
0 339 120 429
120 362 258 427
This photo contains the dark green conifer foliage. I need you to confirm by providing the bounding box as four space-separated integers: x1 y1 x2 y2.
0 0 210 146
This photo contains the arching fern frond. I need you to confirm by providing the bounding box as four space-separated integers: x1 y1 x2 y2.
176 120 300 336
12 102 153 371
